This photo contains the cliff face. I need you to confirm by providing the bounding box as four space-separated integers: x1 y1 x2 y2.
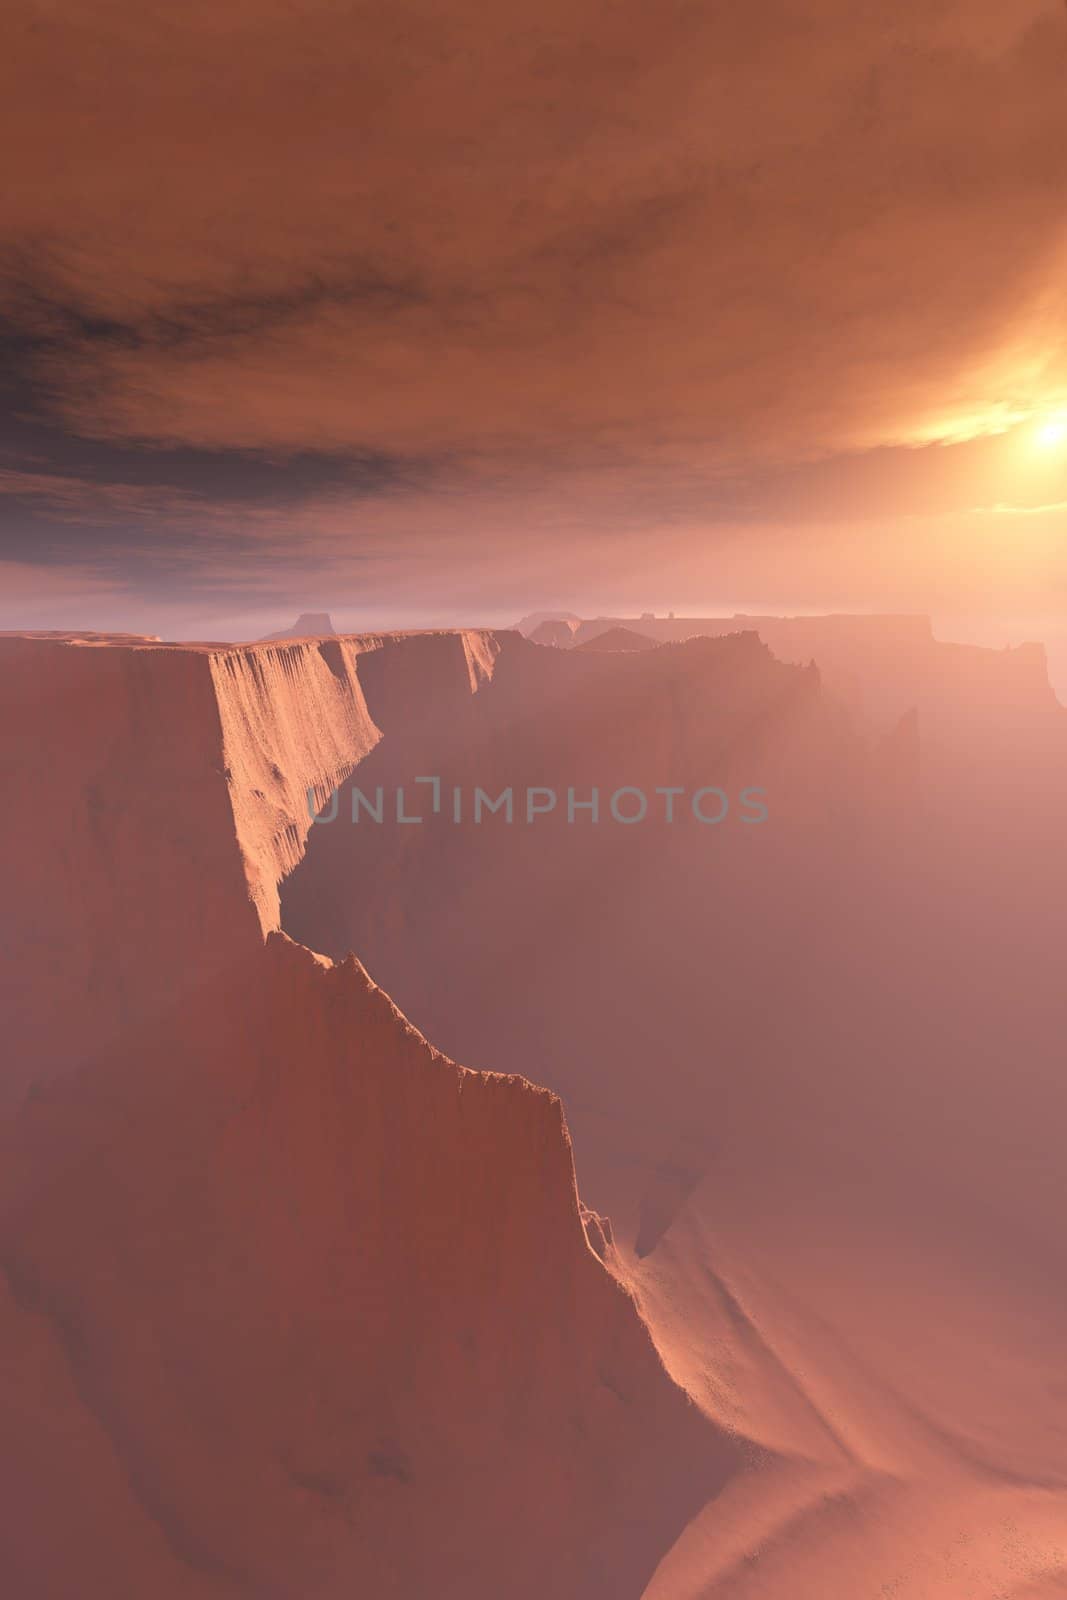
209 638 382 932
0 630 507 1096
0 630 738 1598
1 637 257 1105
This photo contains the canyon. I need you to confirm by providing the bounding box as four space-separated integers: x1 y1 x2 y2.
3 620 1067 1597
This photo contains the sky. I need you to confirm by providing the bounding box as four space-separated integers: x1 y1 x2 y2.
1 0 1066 644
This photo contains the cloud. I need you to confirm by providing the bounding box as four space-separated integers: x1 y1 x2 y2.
1 0 1066 621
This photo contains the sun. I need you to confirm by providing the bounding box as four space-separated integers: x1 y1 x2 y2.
1034 413 1067 450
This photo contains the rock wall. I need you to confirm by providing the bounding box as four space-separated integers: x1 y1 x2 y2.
0 628 739 1598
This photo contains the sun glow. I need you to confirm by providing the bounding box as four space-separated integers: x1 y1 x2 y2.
1034 413 1067 450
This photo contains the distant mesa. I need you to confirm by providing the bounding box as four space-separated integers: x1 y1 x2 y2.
514 610 581 636
528 618 579 648
260 612 337 641
574 626 659 653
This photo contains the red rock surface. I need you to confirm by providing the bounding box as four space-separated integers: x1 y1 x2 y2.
0 629 738 1599
5 621 1067 1597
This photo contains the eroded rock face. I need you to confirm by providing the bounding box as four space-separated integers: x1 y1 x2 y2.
0 629 498 1099
0 630 740 1599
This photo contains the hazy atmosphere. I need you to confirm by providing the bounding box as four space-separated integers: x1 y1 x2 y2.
2 0 1066 651
6 8 1067 1599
